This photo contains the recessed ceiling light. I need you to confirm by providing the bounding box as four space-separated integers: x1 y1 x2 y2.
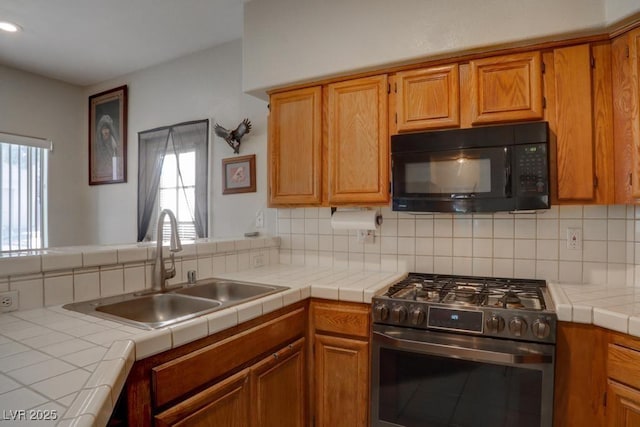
0 21 21 33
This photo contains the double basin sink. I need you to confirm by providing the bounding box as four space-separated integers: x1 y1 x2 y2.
63 279 288 330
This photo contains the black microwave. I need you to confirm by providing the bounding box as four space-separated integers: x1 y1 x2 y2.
391 121 550 213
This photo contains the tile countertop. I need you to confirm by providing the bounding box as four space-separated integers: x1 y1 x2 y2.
0 265 406 427
549 282 640 337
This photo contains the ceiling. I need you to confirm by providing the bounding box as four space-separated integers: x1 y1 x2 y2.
0 0 245 86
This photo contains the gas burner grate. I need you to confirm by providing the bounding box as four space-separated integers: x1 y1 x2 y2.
385 273 547 310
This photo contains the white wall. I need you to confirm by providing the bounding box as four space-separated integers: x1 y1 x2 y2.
243 0 639 97
83 39 273 244
605 0 640 24
0 65 89 247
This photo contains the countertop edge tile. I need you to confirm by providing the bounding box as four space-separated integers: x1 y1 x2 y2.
0 265 403 426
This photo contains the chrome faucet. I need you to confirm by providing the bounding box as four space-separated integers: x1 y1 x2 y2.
152 209 183 291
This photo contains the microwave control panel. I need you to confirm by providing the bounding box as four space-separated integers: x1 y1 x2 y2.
515 143 548 195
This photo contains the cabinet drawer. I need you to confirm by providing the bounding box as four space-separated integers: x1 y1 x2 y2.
608 343 640 390
312 301 370 338
152 307 305 408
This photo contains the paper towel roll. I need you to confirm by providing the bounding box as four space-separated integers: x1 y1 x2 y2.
330 210 381 230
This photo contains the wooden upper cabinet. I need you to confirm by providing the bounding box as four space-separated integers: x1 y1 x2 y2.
326 75 389 205
546 42 614 205
268 86 322 206
469 51 543 125
633 29 640 199
614 28 640 202
395 64 460 131
553 44 595 201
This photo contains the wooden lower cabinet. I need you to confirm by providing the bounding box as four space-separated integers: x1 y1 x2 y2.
155 369 251 427
310 299 371 427
553 322 608 427
155 338 305 427
607 379 640 427
554 323 640 427
251 338 306 427
314 334 369 427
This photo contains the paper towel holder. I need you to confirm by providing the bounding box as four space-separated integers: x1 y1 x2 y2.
330 207 383 227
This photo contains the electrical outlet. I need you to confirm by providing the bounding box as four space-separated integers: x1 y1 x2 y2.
357 230 375 244
255 210 264 229
0 290 18 312
251 252 265 268
566 227 582 250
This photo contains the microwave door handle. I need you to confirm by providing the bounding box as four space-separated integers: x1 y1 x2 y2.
373 330 552 365
505 148 512 196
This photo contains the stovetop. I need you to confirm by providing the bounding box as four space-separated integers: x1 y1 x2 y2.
383 273 547 311
373 273 557 344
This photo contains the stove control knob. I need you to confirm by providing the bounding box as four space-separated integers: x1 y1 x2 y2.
532 319 551 339
410 308 426 326
374 304 389 322
509 317 528 337
485 314 505 333
391 306 408 323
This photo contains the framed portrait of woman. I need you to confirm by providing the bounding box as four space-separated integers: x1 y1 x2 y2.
89 85 127 185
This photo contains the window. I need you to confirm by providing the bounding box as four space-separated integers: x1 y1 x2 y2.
158 150 197 240
0 132 50 252
137 120 208 242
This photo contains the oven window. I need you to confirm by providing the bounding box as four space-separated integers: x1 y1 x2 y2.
405 157 491 194
378 348 542 427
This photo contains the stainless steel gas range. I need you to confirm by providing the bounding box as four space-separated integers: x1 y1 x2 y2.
370 273 557 427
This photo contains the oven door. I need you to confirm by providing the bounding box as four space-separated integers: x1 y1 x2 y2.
371 324 555 427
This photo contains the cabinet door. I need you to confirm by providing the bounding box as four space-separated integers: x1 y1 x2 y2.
607 380 640 427
395 64 460 131
314 334 369 427
614 28 640 202
326 75 389 204
553 44 595 201
633 29 640 199
155 369 250 427
251 338 306 427
268 86 323 206
553 322 607 427
469 51 543 125
612 32 637 203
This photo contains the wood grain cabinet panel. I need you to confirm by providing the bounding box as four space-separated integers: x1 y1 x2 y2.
268 86 323 206
608 379 640 427
326 75 389 205
395 64 460 131
469 51 543 125
553 44 595 201
314 334 369 427
155 369 251 427
613 28 640 202
250 338 306 427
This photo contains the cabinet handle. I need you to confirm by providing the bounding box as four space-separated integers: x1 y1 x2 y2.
273 353 279 359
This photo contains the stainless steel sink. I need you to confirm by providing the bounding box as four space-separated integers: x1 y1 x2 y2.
95 293 221 329
63 278 288 330
174 280 287 302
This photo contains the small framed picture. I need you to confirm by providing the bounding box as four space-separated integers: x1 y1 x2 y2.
222 154 256 194
89 85 127 185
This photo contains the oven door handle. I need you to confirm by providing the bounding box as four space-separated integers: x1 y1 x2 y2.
373 330 553 365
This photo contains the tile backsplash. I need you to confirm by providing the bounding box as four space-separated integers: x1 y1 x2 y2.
0 237 279 311
276 205 639 286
